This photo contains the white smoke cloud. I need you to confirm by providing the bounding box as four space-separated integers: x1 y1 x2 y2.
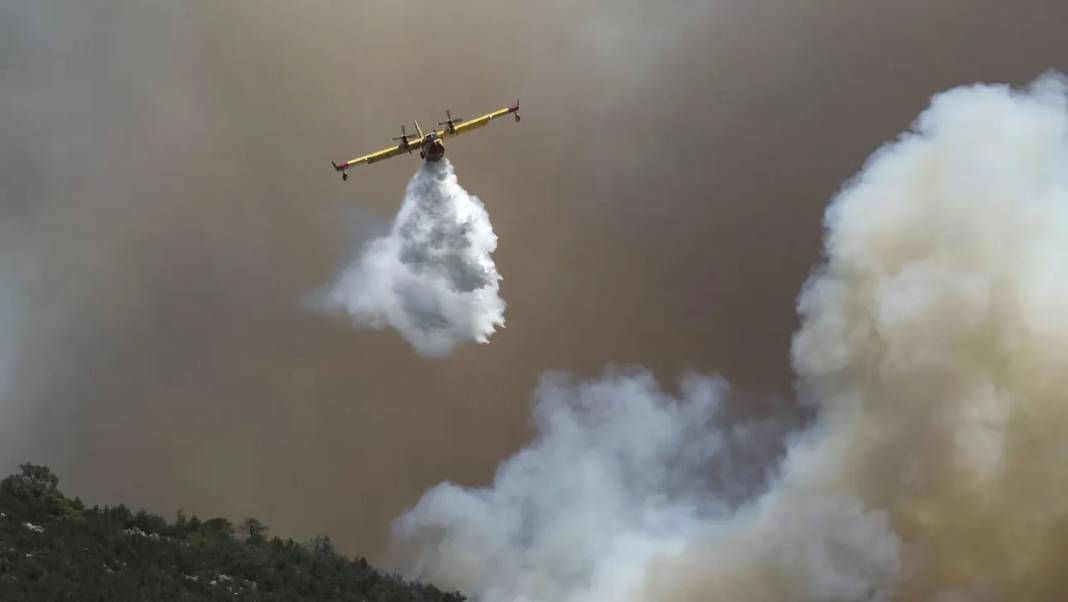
391 74 1068 601
391 369 799 602
323 159 504 356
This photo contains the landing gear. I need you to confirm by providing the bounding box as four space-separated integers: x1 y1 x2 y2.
515 114 521 122
342 172 348 181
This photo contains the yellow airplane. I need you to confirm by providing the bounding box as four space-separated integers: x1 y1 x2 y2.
332 101 520 180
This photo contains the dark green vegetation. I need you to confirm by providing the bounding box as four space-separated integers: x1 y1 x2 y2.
0 464 464 601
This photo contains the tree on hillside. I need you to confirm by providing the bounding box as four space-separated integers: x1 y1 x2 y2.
0 463 466 601
239 517 269 544
1 463 59 499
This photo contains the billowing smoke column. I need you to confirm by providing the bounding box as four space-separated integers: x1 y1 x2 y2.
391 370 803 601
391 75 1068 601
324 159 504 356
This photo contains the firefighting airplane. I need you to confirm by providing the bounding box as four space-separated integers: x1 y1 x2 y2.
331 101 520 180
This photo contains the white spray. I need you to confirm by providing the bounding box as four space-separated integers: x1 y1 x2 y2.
324 159 504 356
390 75 1068 601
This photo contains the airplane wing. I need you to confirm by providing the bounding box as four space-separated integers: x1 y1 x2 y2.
443 101 519 139
333 144 414 171
331 102 518 178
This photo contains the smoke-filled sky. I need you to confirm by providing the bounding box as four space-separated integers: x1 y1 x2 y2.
3 0 1068 573
393 76 1068 601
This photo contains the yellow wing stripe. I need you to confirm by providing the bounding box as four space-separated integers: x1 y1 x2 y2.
445 106 515 138
342 144 412 168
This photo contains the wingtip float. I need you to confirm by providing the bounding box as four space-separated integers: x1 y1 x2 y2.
332 101 520 181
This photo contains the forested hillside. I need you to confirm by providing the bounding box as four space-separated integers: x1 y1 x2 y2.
0 464 464 601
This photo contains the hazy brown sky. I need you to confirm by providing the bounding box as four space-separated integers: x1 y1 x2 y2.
2 0 1067 558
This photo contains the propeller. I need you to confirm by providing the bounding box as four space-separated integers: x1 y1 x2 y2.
438 109 464 131
391 125 418 145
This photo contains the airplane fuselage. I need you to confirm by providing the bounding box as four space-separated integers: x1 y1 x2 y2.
419 137 446 162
